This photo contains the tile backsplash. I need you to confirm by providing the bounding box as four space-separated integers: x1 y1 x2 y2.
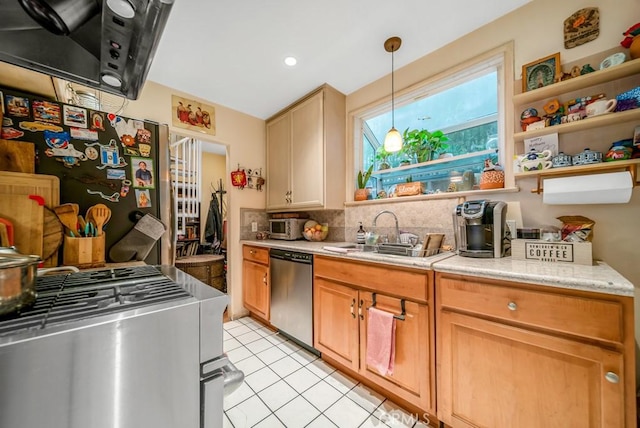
241 197 461 246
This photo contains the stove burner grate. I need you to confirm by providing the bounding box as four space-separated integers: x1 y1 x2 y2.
0 266 192 337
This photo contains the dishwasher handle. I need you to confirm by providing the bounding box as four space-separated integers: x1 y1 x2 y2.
269 249 313 264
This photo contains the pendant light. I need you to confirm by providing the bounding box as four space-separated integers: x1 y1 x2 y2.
383 36 403 153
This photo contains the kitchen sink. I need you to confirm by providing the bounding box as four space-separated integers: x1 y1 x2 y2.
376 243 414 256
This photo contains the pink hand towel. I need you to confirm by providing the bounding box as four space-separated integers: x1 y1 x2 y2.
366 307 397 376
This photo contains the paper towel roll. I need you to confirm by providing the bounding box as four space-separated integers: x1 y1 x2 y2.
543 171 633 205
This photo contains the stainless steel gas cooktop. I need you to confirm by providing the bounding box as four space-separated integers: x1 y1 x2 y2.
0 266 192 337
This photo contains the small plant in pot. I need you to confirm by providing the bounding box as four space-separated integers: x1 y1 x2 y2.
355 165 373 201
401 128 450 163
375 146 393 170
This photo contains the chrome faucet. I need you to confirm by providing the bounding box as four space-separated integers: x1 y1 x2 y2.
372 210 400 243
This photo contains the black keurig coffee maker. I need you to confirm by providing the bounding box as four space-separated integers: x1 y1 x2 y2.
453 200 507 258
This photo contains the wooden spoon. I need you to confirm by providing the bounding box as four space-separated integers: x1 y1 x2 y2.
54 203 80 236
90 203 111 236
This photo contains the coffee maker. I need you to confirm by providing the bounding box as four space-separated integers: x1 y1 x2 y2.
453 200 507 258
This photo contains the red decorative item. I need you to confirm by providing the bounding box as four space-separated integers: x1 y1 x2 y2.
231 168 247 189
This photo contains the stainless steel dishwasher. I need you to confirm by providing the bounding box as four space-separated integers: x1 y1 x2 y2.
269 248 314 349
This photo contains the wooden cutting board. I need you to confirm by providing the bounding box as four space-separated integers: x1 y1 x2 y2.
0 171 60 207
0 172 60 265
0 194 44 257
42 206 64 260
0 139 35 173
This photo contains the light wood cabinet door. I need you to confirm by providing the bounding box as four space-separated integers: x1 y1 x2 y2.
266 113 291 210
313 277 359 372
438 310 624 428
266 84 345 212
242 259 270 321
359 292 434 415
290 90 323 208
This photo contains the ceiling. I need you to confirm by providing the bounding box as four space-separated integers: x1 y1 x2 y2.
147 0 532 120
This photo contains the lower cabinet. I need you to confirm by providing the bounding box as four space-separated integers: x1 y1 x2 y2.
242 245 270 320
436 272 635 428
313 256 435 416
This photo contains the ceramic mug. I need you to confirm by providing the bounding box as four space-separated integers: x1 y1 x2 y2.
586 99 617 117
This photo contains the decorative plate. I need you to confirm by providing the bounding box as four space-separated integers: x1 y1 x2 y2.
599 53 626 70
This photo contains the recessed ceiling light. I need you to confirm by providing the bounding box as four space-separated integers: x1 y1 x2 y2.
284 56 297 67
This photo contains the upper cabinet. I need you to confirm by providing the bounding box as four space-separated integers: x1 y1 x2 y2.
266 85 346 212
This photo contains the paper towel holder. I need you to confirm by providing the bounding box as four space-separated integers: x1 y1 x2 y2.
542 171 634 205
528 159 639 194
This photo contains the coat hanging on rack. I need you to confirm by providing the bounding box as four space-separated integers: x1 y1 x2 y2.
205 180 225 253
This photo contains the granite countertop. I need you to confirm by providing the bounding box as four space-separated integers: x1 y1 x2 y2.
241 240 635 297
242 239 454 269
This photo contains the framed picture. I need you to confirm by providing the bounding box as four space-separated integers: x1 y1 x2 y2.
131 156 155 189
522 53 561 92
171 95 216 136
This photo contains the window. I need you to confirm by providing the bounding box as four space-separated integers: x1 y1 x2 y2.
356 49 508 196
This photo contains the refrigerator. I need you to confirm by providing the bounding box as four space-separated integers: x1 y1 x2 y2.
0 85 172 265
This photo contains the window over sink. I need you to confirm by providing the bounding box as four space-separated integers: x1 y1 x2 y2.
353 45 511 198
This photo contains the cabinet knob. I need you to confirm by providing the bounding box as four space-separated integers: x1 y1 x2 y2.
358 299 363 320
263 273 268 284
507 302 517 311
350 299 355 318
250 250 256 254
605 372 620 384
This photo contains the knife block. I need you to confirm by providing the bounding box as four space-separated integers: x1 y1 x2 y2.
63 234 106 268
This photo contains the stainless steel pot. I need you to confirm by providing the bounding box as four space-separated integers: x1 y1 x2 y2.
0 247 40 316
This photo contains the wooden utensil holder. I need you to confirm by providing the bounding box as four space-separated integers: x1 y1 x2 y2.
63 234 106 268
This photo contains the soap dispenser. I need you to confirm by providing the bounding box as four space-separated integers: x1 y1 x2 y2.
356 222 366 244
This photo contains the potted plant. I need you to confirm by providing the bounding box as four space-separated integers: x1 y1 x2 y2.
401 128 450 163
355 165 373 201
374 146 392 170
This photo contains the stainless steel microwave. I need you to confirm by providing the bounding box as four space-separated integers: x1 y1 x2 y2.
269 218 306 240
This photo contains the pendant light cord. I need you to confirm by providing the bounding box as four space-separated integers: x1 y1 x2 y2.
391 48 395 128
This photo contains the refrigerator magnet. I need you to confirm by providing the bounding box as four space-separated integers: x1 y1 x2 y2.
70 127 99 141
132 157 154 189
32 100 61 124
135 189 151 208
123 146 140 156
91 112 105 130
107 169 126 180
136 128 151 144
63 105 87 128
120 180 132 198
85 146 99 160
5 95 29 117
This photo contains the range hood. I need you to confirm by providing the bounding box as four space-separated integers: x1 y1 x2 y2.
0 0 173 100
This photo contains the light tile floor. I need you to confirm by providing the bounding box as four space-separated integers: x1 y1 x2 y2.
223 317 432 428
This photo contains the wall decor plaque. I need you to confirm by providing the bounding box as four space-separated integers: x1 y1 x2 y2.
171 95 216 136
564 7 599 49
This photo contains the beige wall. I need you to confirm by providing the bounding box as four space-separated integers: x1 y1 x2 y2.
348 0 640 284
347 0 640 373
122 80 265 319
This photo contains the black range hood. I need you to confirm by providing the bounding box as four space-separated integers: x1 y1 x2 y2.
0 0 173 100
